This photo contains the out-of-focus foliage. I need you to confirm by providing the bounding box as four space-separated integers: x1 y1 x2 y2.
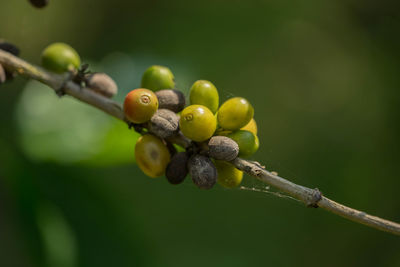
1 0 400 267
16 81 138 165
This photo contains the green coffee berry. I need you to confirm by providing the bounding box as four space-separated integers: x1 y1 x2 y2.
215 160 243 188
135 134 171 178
86 73 118 98
189 80 219 114
179 105 217 142
41 43 81 73
227 130 259 157
141 65 175 91
148 109 179 138
166 152 189 185
124 88 159 123
217 97 254 130
208 136 239 161
188 154 217 189
155 89 185 112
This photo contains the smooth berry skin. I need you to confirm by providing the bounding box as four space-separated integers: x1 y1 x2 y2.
41 43 81 73
215 160 243 188
189 80 219 114
179 105 217 142
141 65 175 91
166 152 189 184
217 97 254 131
135 134 170 178
226 130 259 157
241 118 257 135
124 88 159 124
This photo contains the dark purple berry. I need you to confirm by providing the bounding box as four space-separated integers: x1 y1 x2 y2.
166 152 189 185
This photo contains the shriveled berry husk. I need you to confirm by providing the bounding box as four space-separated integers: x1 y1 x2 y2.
148 109 179 138
155 89 186 113
188 154 217 189
28 0 49 8
0 64 6 84
208 136 239 161
166 152 189 185
86 73 118 98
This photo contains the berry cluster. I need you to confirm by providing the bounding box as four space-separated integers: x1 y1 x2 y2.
124 66 259 189
3 40 259 190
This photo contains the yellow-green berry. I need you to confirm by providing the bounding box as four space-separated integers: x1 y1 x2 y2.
135 134 170 178
189 80 219 114
217 97 254 131
216 160 243 188
141 65 175 91
227 130 259 157
41 43 81 73
179 105 217 142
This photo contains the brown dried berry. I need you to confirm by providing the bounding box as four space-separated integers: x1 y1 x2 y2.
155 89 186 113
86 73 118 98
148 109 179 138
208 136 239 161
0 65 6 84
28 0 49 8
166 152 189 185
188 154 217 189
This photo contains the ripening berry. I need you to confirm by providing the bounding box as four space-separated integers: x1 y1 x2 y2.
41 43 81 73
189 80 219 114
217 97 254 131
241 118 257 135
135 134 170 178
188 155 217 189
155 89 185 112
179 105 217 142
141 65 175 91
166 152 189 184
86 73 118 98
215 160 243 188
124 88 158 123
227 130 259 157
208 136 239 161
29 0 49 8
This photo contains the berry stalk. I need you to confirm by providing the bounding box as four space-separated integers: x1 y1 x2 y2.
0 49 399 236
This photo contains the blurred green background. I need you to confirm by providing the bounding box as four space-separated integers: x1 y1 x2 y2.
1 0 400 266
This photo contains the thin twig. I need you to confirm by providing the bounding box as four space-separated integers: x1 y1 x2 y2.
1 49 399 236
